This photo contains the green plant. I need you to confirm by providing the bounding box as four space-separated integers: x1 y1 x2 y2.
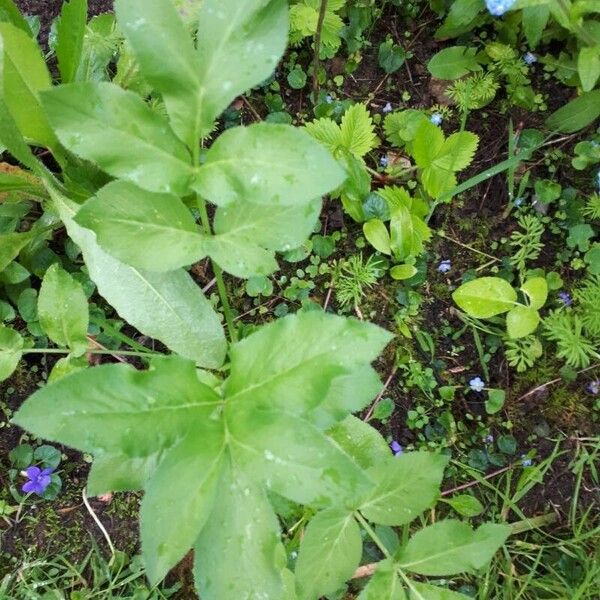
0 1 513 598
333 253 379 308
509 214 545 275
543 310 598 367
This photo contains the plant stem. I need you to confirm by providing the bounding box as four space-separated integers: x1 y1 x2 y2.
195 195 238 343
312 0 328 98
354 511 392 558
472 326 490 381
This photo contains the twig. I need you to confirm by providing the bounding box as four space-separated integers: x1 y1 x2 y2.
517 362 600 402
87 336 126 364
363 368 398 422
440 465 512 496
241 96 262 122
323 280 334 311
312 0 328 97
82 488 116 563
202 277 216 294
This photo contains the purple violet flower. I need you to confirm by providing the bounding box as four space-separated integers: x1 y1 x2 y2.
390 440 403 456
22 466 53 495
587 380 600 395
437 259 451 273
469 377 485 392
485 0 516 16
383 102 393 114
523 52 537 65
430 113 443 126
558 291 572 306
485 434 494 444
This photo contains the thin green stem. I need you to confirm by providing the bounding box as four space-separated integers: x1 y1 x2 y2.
472 326 490 381
312 0 328 98
23 348 158 359
354 511 392 558
195 195 238 343
89 315 159 354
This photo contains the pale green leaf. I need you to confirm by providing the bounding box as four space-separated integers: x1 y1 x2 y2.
360 452 447 525
411 120 444 167
41 83 194 196
578 46 600 92
194 462 288 600
51 188 226 368
75 181 206 272
441 494 484 517
0 324 22 381
427 46 481 80
224 311 393 417
521 277 548 310
408 581 472 600
506 305 540 339
546 91 600 133
295 508 362 600
305 117 343 156
390 264 418 280
522 5 550 48
228 405 372 508
389 205 431 261
0 23 55 146
0 0 33 36
195 123 345 206
340 103 378 158
12 356 221 455
384 110 428 148
397 520 511 576
452 277 517 319
364 219 391 255
0 231 35 271
358 559 406 600
142 425 226 584
38 264 89 356
56 0 87 84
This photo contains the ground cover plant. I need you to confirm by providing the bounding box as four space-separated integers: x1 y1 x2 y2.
0 0 598 598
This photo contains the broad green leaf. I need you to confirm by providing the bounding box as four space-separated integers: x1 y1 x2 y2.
195 123 345 206
340 103 378 158
389 205 431 261
87 450 164 495
485 389 506 415
436 132 479 172
397 520 511 576
228 405 371 508
358 559 406 600
360 452 447 526
441 494 484 517
41 83 194 196
452 277 517 318
506 305 540 339
0 231 35 271
384 110 428 148
117 0 288 145
56 0 87 84
214 197 321 253
48 355 87 383
0 0 32 35
408 581 472 600
38 264 89 356
0 324 22 381
364 219 391 255
12 356 221 456
427 46 480 80
546 91 600 133
295 508 362 600
0 23 55 146
194 462 288 600
328 416 390 470
141 425 225 584
201 235 278 279
578 46 600 92
411 120 445 167
521 276 547 310
390 264 418 280
75 181 206 272
51 188 226 368
224 311 393 417
522 5 550 49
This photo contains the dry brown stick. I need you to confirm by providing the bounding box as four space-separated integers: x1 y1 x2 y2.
363 368 398 422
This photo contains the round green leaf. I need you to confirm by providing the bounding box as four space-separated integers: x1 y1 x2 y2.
452 277 517 318
506 305 540 339
485 389 506 415
0 325 23 381
390 264 417 280
363 219 391 255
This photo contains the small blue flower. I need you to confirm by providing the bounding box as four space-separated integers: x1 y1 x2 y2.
469 377 485 392
485 0 516 16
587 380 600 395
596 170 600 192
485 434 494 444
520 454 532 467
430 112 443 126
558 291 572 306
380 156 389 168
514 197 524 207
383 102 393 114
437 259 451 273
325 94 333 104
390 440 403 456
22 466 53 495
523 52 537 65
